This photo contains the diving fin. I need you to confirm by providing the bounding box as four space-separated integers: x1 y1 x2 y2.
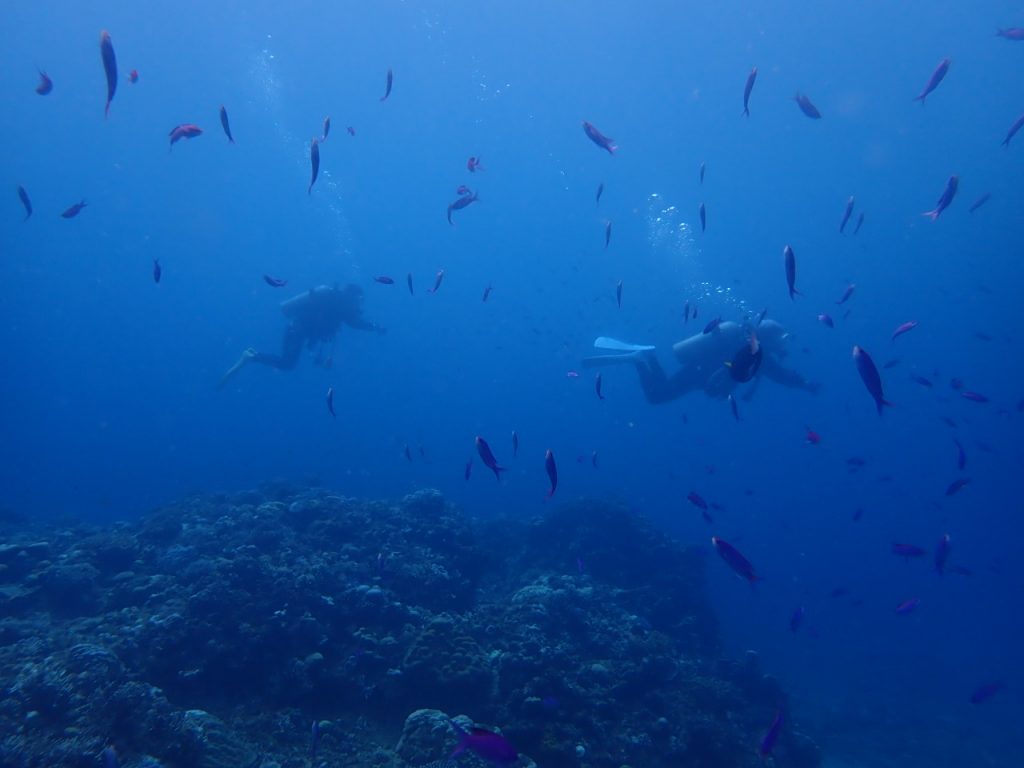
593 336 656 352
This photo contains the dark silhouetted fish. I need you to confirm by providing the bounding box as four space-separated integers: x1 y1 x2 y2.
922 175 958 221
219 106 234 143
17 185 32 220
99 30 117 118
853 345 891 415
934 533 951 576
544 449 557 497
968 193 991 213
36 70 53 95
793 92 821 119
61 200 88 218
759 708 784 759
475 437 505 481
152 258 161 284
712 537 759 583
742 66 757 116
913 58 951 103
582 121 616 154
997 28 1024 40
264 275 287 287
698 202 706 232
970 682 1005 704
839 196 855 233
595 181 604 205
380 68 393 101
945 477 970 496
308 138 320 194
784 245 800 299
853 211 865 234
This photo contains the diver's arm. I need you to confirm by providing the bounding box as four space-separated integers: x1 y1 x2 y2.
347 316 386 334
761 356 820 394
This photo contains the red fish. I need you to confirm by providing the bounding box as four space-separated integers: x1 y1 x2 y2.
219 106 234 144
742 66 757 117
61 200 88 219
544 449 558 497
914 58 951 103
169 123 202 149
615 280 622 309
373 276 395 285
805 427 821 444
922 175 958 221
35 70 53 95
380 67 393 101
429 269 444 294
308 138 320 194
128 69 139 84
450 721 517 764
784 245 800 299
447 191 479 225
475 436 505 481
152 258 161 284
891 320 918 341
100 30 117 118
582 121 617 154
466 156 482 172
997 27 1024 40
712 537 759 583
326 386 335 418
263 274 287 287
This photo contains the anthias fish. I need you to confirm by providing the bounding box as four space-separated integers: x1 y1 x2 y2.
100 30 117 117
219 106 234 144
475 437 505 481
711 537 759 583
582 121 617 154
914 58 951 103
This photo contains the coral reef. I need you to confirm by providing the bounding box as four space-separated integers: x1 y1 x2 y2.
0 486 820 768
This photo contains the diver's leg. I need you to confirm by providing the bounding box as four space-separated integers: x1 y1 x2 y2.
250 324 304 371
635 355 695 404
218 348 258 389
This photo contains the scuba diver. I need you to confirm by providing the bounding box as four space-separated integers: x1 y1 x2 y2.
220 284 384 387
583 319 819 403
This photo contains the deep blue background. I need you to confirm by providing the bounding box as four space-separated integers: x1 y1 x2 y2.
2 1 1022 762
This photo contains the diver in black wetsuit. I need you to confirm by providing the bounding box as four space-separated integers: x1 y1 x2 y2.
219 284 383 387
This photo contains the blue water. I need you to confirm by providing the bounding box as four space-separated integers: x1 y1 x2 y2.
3 1 1022 763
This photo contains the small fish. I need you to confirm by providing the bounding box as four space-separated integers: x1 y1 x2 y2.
911 373 934 388
853 346 891 416
847 457 866 467
853 211 865 234
308 138 320 194
466 156 482 172
702 316 722 334
790 607 805 633
464 460 472 481
891 320 918 341
934 533 951 576
545 449 558 497
482 283 493 302
475 436 505 481
61 200 88 219
699 161 706 184
326 386 335 418
950 377 964 390
914 58 951 104
380 67 393 101
591 450 598 468
970 682 1005 705
322 116 331 142
961 391 989 403
895 598 921 615
784 245 800 299
16 186 32 220
169 123 202 149
836 283 855 305
616 280 622 309
892 542 927 559
447 191 479 224
805 427 821 444
839 196 855 233
687 491 708 511
603 219 612 248
152 258 161 283
818 313 835 328
263 274 287 287
372 276 395 285
595 373 604 400
582 120 617 154
711 537 759 583
310 720 321 762
922 174 958 221
450 721 518 764
404 444 413 462
793 92 822 119
595 182 604 205
953 437 966 470
698 202 706 233
852 507 864 521
742 66 757 116
128 69 138 84
406 272 414 295
35 70 53 95
346 126 356 136
100 30 117 118
759 708 784 759
429 269 444 294
512 430 519 458
999 114 1024 149
728 394 739 421
945 477 970 496
219 106 234 143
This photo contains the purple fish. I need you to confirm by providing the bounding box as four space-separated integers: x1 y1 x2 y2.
219 106 234 144
582 121 617 154
544 450 558 497
961 391 989 403
895 597 921 615
913 58 950 103
263 274 288 288
910 373 933 388
891 320 918 341
100 30 117 118
922 175 958 221
447 191 479 225
450 720 518 764
945 477 970 496
475 436 505 481
892 542 927 559
968 193 991 213
839 196 855 233
169 123 203 149
853 346 891 415
996 28 1024 41
934 533 951 576
711 537 759 583
793 92 822 119
970 681 1005 704
789 607 805 633
308 138 320 195
742 66 757 116
1001 114 1024 148
784 245 800 299
687 491 708 511
759 708 784 758
835 283 856 305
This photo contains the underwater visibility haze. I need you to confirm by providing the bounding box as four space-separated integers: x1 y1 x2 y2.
1 2 1022 767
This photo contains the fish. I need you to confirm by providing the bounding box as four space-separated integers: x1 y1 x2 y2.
35 70 53 95
466 156 482 172
790 608 805 633
953 437 966 470
702 317 722 334
783 245 800 299
326 386 335 418
512 430 519 458
698 202 706 232
169 123 202 149
817 313 835 328
891 320 918 341
582 121 617 154
128 69 138 84
1000 114 1024 148
945 478 970 496
152 258 161 284
16 186 32 220
605 220 612 248
404 444 413 462
219 106 234 143
839 196 855 233
805 427 821 444
100 30 117 117
910 374 933 388
263 275 287 287
835 283 856 305
482 283 493 302
310 720 321 762
759 709 784 759
922 175 958 221
970 682 1005 704
699 161 706 184
308 138 320 194
595 182 604 205
346 126 355 136
475 436 505 481
373 276 395 285
711 537 759 583
544 449 558 497
616 280 623 309
847 457 866 467
853 346 891 415
997 27 1024 40
914 58 951 103
793 92 822 119
447 191 479 224
429 269 444 294
464 460 472 481
934 534 951 576
61 200 88 219
852 508 864 521
406 273 414 295
450 721 517 764
687 492 708 511
892 543 927 559
322 116 331 142
595 373 604 400
950 377 964 390
895 598 921 615
853 212 865 234
960 390 988 403
728 394 739 421
380 67 393 101
591 450 598 468
742 66 757 116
